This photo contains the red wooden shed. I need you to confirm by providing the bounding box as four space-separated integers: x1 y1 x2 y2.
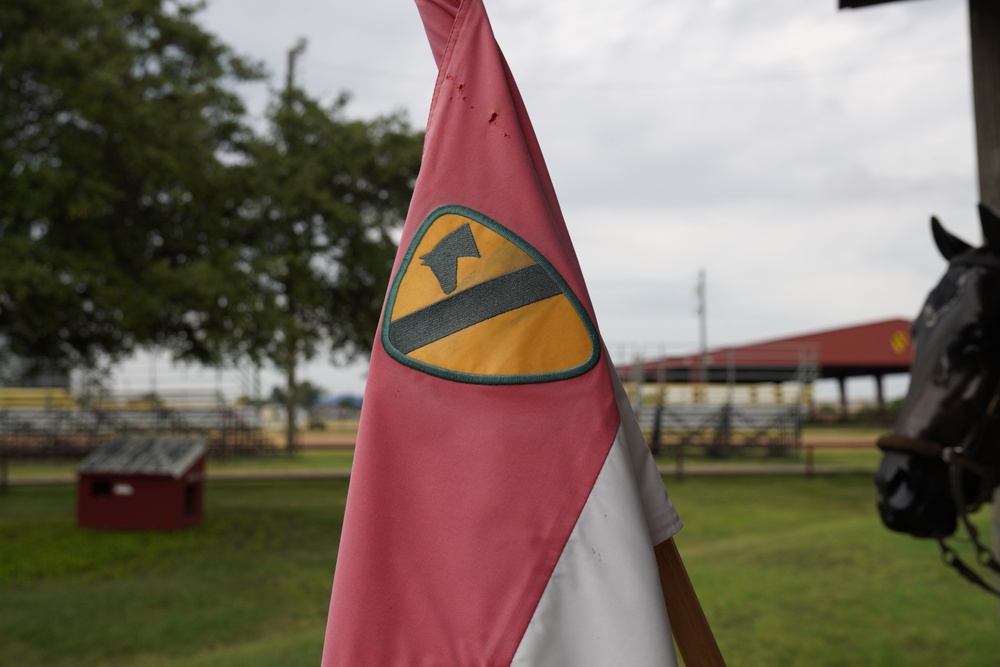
77 436 207 530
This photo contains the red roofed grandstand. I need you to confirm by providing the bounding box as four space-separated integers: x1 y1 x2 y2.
616 318 913 417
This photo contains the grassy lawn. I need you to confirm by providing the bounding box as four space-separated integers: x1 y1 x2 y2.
672 477 1000 666
653 446 883 472
5 424 886 482
1 480 345 667
8 446 884 481
7 447 884 484
206 449 355 474
5 448 356 482
2 475 998 666
800 425 891 439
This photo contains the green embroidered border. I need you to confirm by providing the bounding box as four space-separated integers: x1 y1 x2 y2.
381 205 601 385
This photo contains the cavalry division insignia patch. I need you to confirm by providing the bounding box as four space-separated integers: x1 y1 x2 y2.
382 205 600 384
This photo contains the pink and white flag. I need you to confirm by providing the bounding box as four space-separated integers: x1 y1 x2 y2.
322 1 682 664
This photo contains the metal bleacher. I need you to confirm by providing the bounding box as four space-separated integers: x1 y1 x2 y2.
623 378 809 458
0 387 278 459
635 402 803 457
616 342 815 458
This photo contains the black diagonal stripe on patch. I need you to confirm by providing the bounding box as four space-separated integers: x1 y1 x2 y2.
388 263 562 354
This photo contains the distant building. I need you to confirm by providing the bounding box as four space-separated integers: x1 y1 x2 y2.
77 436 206 530
260 403 309 430
312 395 363 420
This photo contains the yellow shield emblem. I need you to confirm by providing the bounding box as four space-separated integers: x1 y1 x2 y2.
382 206 599 384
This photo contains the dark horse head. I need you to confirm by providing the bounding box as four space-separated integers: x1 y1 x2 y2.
875 204 1000 542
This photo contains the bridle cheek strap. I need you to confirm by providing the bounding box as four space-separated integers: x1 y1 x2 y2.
877 431 999 509
878 427 1000 596
913 253 1000 595
876 434 944 459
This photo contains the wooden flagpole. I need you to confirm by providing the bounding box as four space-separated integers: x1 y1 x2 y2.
655 538 727 667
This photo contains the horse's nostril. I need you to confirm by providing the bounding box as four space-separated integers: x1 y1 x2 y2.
885 468 904 493
876 462 915 510
888 469 916 507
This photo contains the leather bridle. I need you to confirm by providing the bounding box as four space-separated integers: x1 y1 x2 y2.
877 358 1000 595
876 251 1000 595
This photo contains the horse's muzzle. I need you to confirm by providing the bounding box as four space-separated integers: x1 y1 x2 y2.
874 445 958 539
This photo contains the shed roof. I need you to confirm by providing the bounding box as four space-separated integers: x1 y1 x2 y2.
78 436 207 479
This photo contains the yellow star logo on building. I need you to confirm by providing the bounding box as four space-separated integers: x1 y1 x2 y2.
890 330 910 355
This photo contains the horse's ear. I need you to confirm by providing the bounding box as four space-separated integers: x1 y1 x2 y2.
931 216 972 260
978 202 1000 252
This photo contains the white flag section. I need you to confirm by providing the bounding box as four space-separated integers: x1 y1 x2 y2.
513 362 683 666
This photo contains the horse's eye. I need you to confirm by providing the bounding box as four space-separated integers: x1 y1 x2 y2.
946 325 984 363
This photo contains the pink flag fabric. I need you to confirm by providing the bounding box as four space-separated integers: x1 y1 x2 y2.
322 1 682 664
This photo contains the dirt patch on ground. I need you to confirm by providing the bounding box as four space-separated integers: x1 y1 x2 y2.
803 434 880 447
296 432 356 447
290 432 879 449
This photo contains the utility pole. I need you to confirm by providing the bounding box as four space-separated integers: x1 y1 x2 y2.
285 37 308 98
696 268 708 386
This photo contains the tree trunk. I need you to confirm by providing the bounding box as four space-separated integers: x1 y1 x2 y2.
285 358 297 454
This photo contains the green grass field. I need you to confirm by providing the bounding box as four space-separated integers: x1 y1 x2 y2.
7 446 880 484
2 474 999 666
6 425 880 482
5 448 356 482
1 480 344 667
673 477 1000 666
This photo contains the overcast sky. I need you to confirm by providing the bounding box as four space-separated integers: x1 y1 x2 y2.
113 0 982 401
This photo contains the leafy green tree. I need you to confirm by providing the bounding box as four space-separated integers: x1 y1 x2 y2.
0 0 262 372
238 89 423 450
1 1 423 454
